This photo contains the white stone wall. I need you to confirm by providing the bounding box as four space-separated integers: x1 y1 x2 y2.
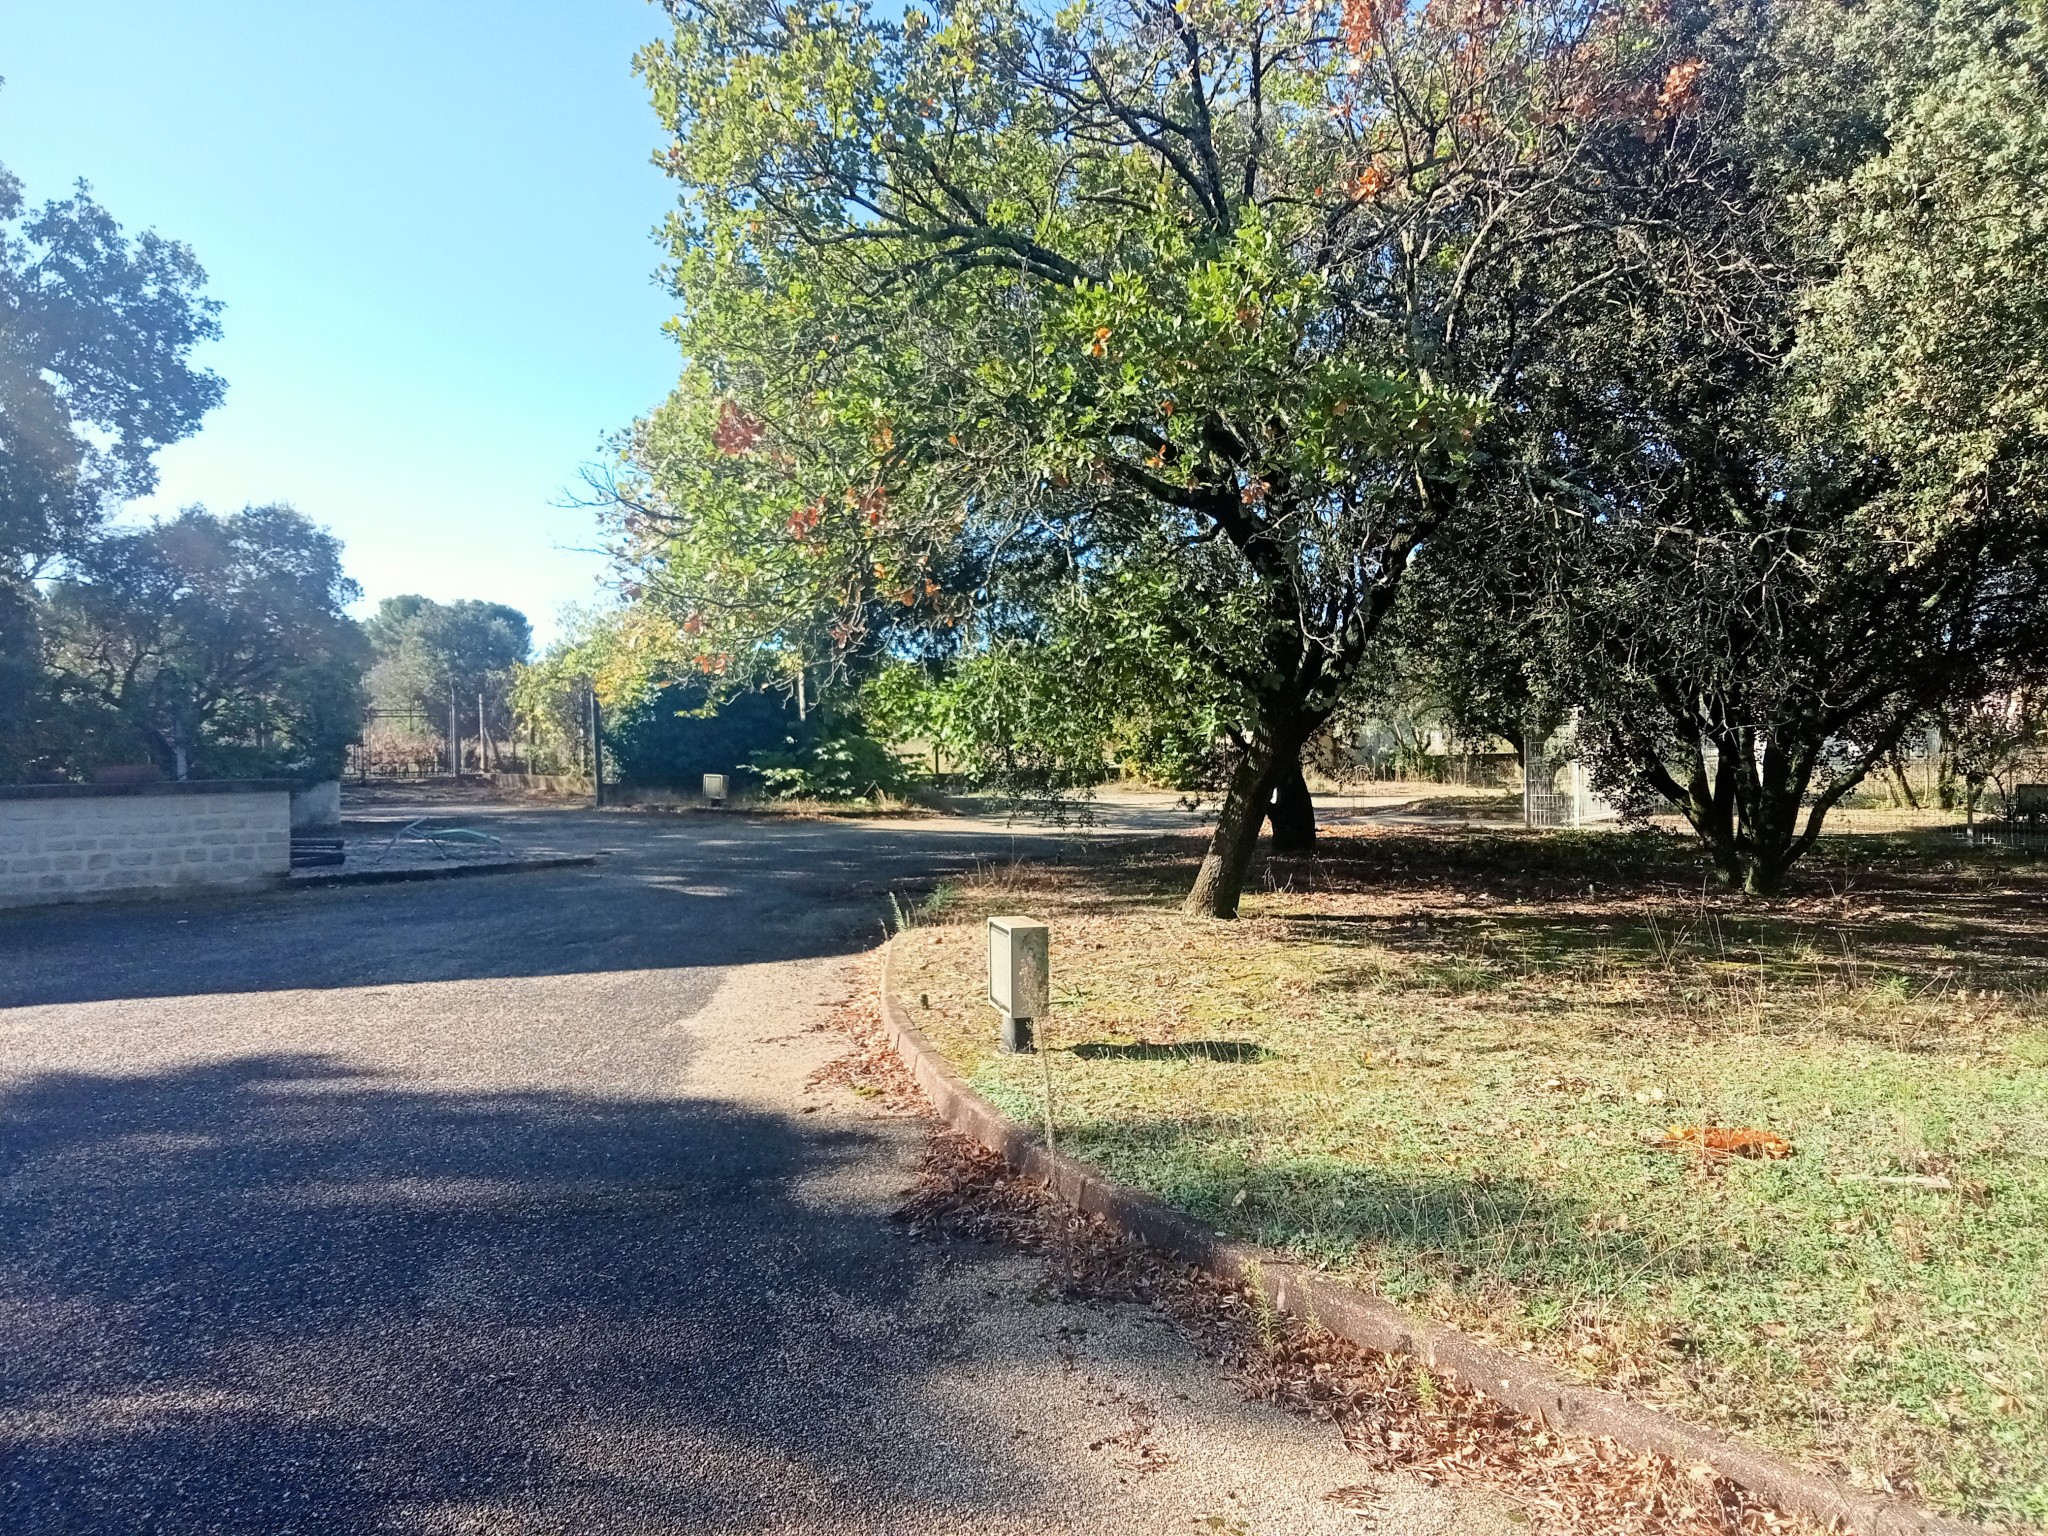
0 790 291 910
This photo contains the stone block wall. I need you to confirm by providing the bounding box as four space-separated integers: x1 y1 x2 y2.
0 782 292 910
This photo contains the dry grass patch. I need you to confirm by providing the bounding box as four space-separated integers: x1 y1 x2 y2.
888 827 2048 1529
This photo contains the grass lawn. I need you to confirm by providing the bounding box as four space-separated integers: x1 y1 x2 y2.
888 824 2048 1529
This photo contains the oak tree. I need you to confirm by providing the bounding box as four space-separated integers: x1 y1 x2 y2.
624 0 1718 914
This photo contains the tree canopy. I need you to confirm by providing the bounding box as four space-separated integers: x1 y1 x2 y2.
0 160 225 777
620 0 1736 912
41 504 369 780
1410 0 2048 892
364 594 532 739
596 0 2048 895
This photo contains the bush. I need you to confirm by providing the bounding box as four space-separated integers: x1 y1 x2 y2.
750 719 918 801
606 683 800 786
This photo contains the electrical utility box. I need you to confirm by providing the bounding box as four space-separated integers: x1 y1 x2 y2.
702 773 729 803
986 916 1049 1054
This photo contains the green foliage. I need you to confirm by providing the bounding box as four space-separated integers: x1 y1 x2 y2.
0 163 224 571
1789 0 2048 506
364 595 531 740
862 552 1252 795
0 157 224 777
513 605 689 772
511 604 806 784
39 505 368 780
867 649 1113 797
611 681 801 787
750 714 917 801
619 0 1710 912
1416 0 2048 892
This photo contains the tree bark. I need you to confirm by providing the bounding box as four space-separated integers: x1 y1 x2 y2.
1884 749 1920 810
1266 756 1316 853
1184 739 1282 919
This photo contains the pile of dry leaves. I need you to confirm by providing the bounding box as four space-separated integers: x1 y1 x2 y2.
804 979 928 1115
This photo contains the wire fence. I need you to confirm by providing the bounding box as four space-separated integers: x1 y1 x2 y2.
1522 728 1619 829
347 697 596 783
1509 724 2048 850
1633 805 2048 852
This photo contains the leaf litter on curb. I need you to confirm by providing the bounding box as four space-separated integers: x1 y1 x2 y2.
804 981 928 1115
816 974 1823 1536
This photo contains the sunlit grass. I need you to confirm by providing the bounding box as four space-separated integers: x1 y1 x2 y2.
890 829 2048 1528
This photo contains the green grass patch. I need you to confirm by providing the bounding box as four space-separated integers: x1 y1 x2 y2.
892 829 2048 1528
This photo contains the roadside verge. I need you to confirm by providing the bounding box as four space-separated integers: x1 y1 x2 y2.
877 937 1985 1536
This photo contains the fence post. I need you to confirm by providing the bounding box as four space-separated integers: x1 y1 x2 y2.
1522 729 1536 828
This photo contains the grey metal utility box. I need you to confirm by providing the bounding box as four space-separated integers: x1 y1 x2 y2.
987 915 1049 1053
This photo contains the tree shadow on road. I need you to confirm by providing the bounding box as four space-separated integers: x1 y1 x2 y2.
0 1054 1043 1535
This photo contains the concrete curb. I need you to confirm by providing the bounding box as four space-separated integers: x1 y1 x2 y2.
877 939 1985 1536
290 854 599 889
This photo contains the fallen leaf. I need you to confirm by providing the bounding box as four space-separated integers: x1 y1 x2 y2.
1654 1125 1793 1160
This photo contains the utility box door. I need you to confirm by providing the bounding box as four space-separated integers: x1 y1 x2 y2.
987 916 1049 1019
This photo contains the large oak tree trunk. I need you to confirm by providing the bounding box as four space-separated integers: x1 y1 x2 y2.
1266 756 1316 853
1184 739 1283 919
1675 733 1818 896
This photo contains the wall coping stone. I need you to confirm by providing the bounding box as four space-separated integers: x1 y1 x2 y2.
0 779 296 802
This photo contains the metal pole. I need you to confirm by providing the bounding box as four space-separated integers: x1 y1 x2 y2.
589 689 604 809
1522 729 1534 828
478 691 488 773
448 676 458 778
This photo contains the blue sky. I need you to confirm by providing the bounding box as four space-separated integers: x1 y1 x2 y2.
3 1 681 648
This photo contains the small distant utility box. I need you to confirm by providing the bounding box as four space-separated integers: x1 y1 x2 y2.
702 773 729 803
987 916 1049 1053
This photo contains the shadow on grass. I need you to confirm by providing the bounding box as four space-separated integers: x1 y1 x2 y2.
1069 1040 1272 1063
1066 1114 1682 1294
1016 824 2048 1003
1271 860 2048 998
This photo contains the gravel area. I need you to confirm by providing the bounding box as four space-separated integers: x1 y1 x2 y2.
0 797 1512 1534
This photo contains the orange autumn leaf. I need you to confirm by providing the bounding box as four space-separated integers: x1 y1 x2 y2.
1657 58 1704 118
1340 0 1399 53
1654 1125 1794 1160
711 399 765 456
1355 163 1393 200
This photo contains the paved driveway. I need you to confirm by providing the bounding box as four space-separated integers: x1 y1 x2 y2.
0 800 1507 1534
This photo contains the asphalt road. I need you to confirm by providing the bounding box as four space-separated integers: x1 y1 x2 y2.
0 798 1508 1534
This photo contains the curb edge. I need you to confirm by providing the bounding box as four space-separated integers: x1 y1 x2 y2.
290 854 600 889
